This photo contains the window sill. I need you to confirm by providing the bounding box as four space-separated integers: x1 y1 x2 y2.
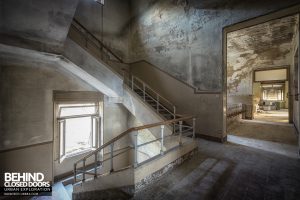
65 148 96 160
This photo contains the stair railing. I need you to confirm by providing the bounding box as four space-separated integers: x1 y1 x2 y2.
73 115 196 184
123 72 176 120
70 18 123 63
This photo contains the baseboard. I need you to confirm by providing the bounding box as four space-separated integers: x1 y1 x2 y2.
197 134 227 143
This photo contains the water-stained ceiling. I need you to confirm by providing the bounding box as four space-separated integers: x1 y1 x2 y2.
227 14 299 94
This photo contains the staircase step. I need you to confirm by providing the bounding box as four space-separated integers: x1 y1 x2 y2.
163 159 230 199
64 184 73 199
50 182 71 200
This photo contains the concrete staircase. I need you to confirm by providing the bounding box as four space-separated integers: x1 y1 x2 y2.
133 157 232 200
63 20 198 199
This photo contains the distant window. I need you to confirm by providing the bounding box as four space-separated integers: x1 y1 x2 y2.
261 84 284 101
254 68 287 82
58 103 100 162
262 89 283 101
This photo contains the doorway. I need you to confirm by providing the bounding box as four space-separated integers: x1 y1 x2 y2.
252 68 289 123
224 12 299 157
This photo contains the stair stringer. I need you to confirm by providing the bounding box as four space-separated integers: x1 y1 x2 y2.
62 37 173 136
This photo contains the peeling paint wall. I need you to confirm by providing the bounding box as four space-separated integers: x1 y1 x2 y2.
129 0 300 91
227 15 298 98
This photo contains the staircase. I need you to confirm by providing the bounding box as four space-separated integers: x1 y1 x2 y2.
63 19 199 199
71 116 197 199
69 19 195 136
125 74 196 137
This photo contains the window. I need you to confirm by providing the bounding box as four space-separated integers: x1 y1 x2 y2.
95 0 104 5
58 103 100 162
261 84 284 101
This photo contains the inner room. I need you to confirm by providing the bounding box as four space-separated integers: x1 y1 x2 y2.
226 14 299 153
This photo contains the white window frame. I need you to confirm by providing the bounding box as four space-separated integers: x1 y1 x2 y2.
57 103 101 163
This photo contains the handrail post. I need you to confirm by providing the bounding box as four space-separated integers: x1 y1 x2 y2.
74 163 77 183
94 152 97 178
179 121 183 146
173 106 176 119
82 159 86 182
143 83 146 101
156 95 159 113
192 118 196 139
134 131 138 168
160 125 165 155
110 143 114 173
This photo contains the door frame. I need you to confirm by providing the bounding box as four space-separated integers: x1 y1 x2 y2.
222 5 300 135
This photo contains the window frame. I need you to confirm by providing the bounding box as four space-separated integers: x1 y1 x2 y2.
57 103 101 163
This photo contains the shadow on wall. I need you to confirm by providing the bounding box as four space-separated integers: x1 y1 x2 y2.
128 0 300 91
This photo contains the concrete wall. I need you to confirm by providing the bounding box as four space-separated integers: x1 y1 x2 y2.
127 0 300 139
0 0 79 52
128 0 300 91
74 0 131 60
0 61 96 183
130 62 223 139
0 57 135 180
0 143 53 185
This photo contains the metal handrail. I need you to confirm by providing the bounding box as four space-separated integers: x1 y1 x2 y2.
70 18 123 63
73 115 196 183
123 72 177 119
129 78 175 117
69 19 221 95
132 75 175 108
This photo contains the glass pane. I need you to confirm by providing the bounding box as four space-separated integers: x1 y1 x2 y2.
92 117 97 148
59 103 97 117
65 117 92 155
59 121 64 157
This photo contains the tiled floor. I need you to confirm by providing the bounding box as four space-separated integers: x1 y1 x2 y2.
133 139 300 200
254 109 289 123
228 119 297 146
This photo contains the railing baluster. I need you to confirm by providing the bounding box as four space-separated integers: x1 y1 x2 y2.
110 143 114 173
173 106 176 119
94 152 97 178
192 118 196 139
82 159 86 182
179 121 183 146
72 116 194 181
74 163 77 183
134 131 138 168
160 125 165 155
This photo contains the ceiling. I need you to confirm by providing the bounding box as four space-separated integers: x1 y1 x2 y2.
227 15 298 74
227 14 299 93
